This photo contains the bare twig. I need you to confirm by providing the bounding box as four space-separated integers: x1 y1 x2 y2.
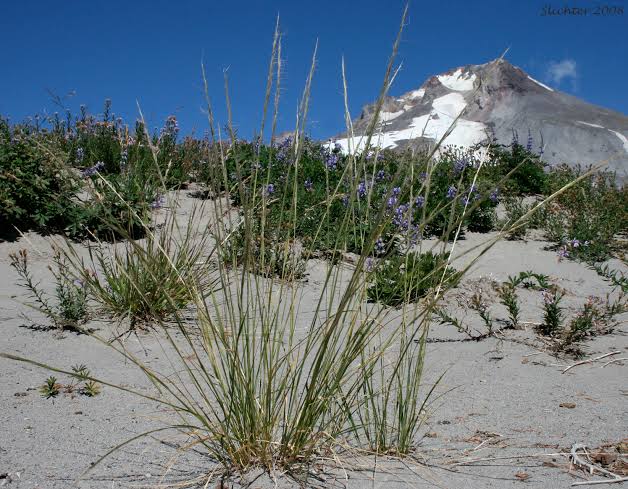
601 358 628 368
562 352 621 374
570 443 628 486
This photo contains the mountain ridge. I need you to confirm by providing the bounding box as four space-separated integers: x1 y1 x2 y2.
332 59 628 177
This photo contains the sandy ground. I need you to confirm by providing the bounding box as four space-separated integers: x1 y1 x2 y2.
1 192 627 489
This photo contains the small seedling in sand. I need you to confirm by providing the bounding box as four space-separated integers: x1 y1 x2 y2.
496 281 520 328
593 264 628 293
40 376 61 399
71 364 101 396
509 270 550 290
39 367 101 400
469 290 494 334
539 287 564 336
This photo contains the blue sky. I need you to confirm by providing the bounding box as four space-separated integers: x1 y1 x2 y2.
1 0 627 139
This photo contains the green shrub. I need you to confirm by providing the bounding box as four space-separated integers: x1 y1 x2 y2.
485 142 547 195
367 251 459 307
69 171 157 241
0 119 80 237
542 166 626 262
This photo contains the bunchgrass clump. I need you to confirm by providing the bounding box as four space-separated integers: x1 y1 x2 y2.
70 208 215 330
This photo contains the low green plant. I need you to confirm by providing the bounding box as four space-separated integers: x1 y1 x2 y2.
539 287 564 336
40 376 61 399
71 364 101 397
69 171 157 241
500 196 532 240
367 251 458 307
469 289 494 334
9 248 88 331
496 281 519 327
509 270 551 290
592 264 628 293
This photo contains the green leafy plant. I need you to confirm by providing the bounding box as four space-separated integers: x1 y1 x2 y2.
9 248 88 331
469 289 494 334
0 118 81 238
367 251 458 307
40 376 61 399
222 220 306 281
539 287 564 337
71 364 101 397
496 281 520 328
542 166 627 263
500 196 533 240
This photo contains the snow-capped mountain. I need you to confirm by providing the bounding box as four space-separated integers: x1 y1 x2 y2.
333 59 628 177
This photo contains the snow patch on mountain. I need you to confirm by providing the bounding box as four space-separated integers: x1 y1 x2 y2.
437 69 476 91
379 110 404 123
577 121 605 129
609 130 628 153
332 92 486 153
527 76 554 92
397 88 425 102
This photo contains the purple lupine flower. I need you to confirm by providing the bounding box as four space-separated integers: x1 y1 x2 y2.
81 161 105 178
341 194 349 207
276 136 294 164
393 203 410 230
76 147 84 163
365 257 376 272
387 195 398 208
150 194 166 209
265 184 275 196
304 178 313 192
72 279 84 288
334 142 342 152
392 186 401 196
357 181 368 199
415 195 425 208
120 148 128 170
407 224 422 246
511 130 519 146
489 188 499 203
376 169 386 181
557 246 569 260
160 115 179 141
454 157 468 174
446 185 457 199
375 237 385 255
326 153 339 170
